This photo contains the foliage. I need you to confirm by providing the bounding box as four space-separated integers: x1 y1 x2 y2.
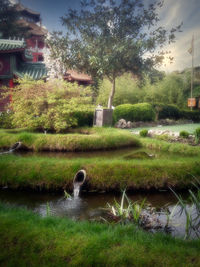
153 103 181 120
139 129 148 137
113 103 155 123
181 110 200 122
143 73 190 107
44 32 69 79
194 128 200 144
0 0 30 38
170 178 200 239
50 0 182 108
180 131 189 139
10 78 94 132
0 111 13 129
106 190 145 224
97 73 144 106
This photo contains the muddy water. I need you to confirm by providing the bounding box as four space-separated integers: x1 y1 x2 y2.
0 189 195 238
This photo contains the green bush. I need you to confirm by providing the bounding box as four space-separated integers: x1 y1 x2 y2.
10 78 94 132
0 111 13 128
180 130 189 139
113 103 155 123
153 103 181 120
181 110 200 122
73 109 94 127
139 129 148 137
194 127 200 144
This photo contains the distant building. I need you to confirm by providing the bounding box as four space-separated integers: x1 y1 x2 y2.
15 3 48 62
0 38 47 111
0 3 92 111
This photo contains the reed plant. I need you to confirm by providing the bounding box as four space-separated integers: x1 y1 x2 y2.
170 177 200 239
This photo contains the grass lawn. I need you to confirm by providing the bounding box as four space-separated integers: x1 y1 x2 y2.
130 123 200 134
0 203 199 267
0 127 140 152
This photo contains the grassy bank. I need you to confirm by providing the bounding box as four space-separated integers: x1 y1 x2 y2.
0 203 199 266
0 127 140 152
1 153 200 191
139 136 200 156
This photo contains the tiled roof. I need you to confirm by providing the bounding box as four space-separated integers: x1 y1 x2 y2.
15 3 40 17
0 39 26 52
17 19 47 36
14 62 47 80
65 70 92 82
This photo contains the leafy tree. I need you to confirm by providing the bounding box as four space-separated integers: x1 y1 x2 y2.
97 73 144 106
11 78 94 132
56 0 182 108
0 0 29 38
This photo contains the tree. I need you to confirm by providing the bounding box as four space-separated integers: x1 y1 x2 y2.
0 0 29 38
44 32 70 79
56 0 182 108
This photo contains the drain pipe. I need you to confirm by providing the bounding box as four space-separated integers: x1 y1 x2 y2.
0 141 22 155
73 169 86 187
73 170 86 197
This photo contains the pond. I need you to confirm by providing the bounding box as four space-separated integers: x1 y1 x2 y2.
0 188 197 239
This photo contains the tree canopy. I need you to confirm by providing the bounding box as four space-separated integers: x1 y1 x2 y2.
0 0 29 38
48 0 182 108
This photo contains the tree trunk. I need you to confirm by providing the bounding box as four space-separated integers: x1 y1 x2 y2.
107 77 115 109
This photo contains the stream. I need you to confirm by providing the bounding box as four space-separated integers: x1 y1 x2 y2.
0 188 196 239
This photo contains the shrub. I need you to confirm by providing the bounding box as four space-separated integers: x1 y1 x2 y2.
180 131 189 139
181 110 200 122
194 128 200 144
139 129 148 137
10 78 94 132
153 103 181 120
113 103 155 123
73 109 94 127
0 111 13 129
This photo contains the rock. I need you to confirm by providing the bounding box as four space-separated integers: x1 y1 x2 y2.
115 119 127 128
126 121 133 128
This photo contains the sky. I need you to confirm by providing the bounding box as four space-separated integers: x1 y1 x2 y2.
11 0 200 73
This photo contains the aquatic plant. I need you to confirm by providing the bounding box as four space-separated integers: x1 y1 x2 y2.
64 190 72 200
194 127 200 144
46 202 51 216
170 177 200 239
106 190 155 228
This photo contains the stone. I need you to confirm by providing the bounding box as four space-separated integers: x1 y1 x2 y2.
115 119 127 128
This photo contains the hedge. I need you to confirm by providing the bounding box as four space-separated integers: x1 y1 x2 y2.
152 103 181 120
113 103 156 123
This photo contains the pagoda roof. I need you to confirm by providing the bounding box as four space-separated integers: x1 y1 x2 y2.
0 39 26 53
15 3 40 17
14 62 47 80
65 70 92 82
17 19 48 36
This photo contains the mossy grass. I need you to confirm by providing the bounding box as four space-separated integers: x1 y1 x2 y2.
0 203 199 266
1 153 200 191
0 127 141 152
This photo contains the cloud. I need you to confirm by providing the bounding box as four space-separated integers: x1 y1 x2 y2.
156 0 200 72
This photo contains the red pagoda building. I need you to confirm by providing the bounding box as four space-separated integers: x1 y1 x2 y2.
15 3 48 62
